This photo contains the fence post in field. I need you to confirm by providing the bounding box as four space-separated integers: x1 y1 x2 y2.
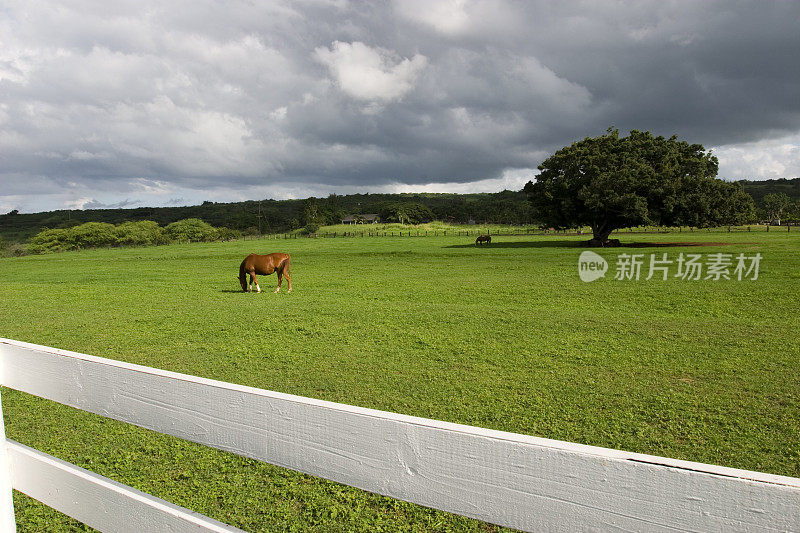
0 388 16 531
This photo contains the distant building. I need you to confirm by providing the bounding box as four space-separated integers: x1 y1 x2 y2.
341 214 380 224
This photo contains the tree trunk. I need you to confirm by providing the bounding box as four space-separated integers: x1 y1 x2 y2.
587 225 618 247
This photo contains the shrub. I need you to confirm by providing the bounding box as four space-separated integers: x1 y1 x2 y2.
116 221 166 246
27 218 237 254
216 227 242 241
28 222 121 252
164 218 219 243
67 222 118 248
6 243 27 257
28 228 70 254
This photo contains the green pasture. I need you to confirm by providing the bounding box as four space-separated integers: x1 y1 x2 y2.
1 230 799 531
290 221 788 238
291 221 537 236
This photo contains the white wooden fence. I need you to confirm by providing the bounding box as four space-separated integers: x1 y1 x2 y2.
0 338 798 532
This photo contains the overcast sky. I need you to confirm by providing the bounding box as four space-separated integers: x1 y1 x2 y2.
2 1 799 213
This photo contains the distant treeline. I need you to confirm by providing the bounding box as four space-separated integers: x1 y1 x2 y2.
26 219 238 254
0 190 534 244
737 177 800 204
2 179 799 246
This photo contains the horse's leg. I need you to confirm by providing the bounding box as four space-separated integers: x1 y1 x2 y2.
250 271 261 293
278 258 291 293
275 267 291 293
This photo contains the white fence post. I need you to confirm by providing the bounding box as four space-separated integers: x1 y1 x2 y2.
0 387 18 531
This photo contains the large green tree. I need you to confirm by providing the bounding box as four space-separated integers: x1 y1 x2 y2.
377 202 435 224
761 193 792 224
524 129 755 245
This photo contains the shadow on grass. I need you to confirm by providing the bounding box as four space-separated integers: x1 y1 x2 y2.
445 240 758 250
445 240 581 249
220 288 289 294
622 241 759 247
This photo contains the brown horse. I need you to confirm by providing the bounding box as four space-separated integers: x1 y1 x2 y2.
238 253 292 293
475 235 491 245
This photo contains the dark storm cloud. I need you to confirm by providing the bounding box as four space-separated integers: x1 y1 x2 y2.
522 2 800 145
1 0 798 212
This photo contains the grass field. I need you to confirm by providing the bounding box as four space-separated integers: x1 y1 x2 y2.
292 221 539 236
1 230 799 531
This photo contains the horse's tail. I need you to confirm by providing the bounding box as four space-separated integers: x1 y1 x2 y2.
282 254 291 277
238 259 247 284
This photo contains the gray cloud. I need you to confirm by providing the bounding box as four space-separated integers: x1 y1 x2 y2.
1 0 799 212
81 198 141 210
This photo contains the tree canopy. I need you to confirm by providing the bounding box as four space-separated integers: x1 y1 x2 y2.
524 128 755 244
377 202 435 224
761 193 792 224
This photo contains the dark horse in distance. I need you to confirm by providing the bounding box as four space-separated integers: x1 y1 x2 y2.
475 235 491 245
239 253 292 293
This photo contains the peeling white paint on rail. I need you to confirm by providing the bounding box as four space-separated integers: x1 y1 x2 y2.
7 440 245 532
1 338 799 532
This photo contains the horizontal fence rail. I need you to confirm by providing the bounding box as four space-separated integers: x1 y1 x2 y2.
1 338 799 532
7 440 244 532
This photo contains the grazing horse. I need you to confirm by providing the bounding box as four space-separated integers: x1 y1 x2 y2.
475 235 491 245
238 253 292 293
